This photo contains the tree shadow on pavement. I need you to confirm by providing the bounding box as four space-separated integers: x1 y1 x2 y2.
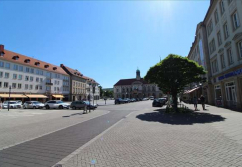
136 109 226 125
62 112 83 118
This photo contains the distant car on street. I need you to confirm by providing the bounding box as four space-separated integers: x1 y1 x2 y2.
130 98 136 102
152 99 163 107
70 101 87 110
2 101 20 109
123 98 130 103
115 98 124 104
158 98 167 105
23 101 45 109
44 100 70 109
149 96 154 100
142 98 148 101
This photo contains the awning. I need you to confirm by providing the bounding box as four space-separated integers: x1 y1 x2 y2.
52 95 64 98
25 94 48 98
0 94 27 98
184 87 200 94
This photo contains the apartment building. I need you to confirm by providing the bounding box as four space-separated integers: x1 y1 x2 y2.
84 76 100 100
204 0 242 110
0 45 70 102
61 64 87 101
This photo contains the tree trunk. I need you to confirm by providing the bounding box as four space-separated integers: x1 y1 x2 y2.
172 93 178 112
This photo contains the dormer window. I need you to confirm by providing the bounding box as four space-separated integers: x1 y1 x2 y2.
53 67 57 70
0 52 4 57
44 65 49 68
35 62 40 66
24 59 30 63
12 55 19 60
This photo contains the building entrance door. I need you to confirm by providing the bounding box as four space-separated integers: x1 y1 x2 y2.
225 82 237 107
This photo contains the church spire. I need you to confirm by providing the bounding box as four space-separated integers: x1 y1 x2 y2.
136 68 140 80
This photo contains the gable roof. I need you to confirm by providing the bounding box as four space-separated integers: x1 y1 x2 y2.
1 49 68 75
82 75 99 84
114 78 148 86
61 64 83 77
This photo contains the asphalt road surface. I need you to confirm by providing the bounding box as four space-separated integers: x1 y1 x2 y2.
0 100 152 167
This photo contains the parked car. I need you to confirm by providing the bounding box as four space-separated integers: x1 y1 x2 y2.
130 98 136 102
44 100 70 109
158 98 167 105
70 101 87 110
23 101 45 109
115 98 124 104
152 99 163 107
123 98 130 103
83 101 97 109
15 100 23 106
2 101 20 109
149 96 154 100
142 98 148 101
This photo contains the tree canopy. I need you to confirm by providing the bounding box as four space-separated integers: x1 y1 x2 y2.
144 54 206 110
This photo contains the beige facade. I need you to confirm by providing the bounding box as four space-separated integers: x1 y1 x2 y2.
187 0 242 111
72 78 86 101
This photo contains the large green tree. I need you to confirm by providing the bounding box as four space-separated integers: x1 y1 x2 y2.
144 54 206 111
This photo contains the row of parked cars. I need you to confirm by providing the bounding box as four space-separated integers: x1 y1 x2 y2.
114 97 151 105
1 100 97 110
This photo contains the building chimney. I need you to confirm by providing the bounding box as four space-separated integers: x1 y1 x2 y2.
0 45 4 56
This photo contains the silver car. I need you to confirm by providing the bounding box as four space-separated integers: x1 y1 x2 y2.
44 100 70 109
2 101 20 109
23 101 45 109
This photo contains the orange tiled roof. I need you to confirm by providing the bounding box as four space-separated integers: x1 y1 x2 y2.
61 64 83 77
1 49 68 75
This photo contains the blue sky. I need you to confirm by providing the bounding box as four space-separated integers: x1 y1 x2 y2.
0 1 210 88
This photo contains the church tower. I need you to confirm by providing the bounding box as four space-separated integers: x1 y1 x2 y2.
136 68 141 80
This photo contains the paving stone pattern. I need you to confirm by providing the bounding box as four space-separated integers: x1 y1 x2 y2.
63 106 242 167
0 110 134 167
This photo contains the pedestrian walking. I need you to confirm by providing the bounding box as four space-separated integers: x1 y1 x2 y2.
200 95 205 110
193 96 198 111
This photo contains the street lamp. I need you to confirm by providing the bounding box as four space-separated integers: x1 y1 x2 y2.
8 86 11 111
104 91 106 105
88 82 91 113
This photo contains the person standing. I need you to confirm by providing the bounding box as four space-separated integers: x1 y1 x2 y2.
200 95 205 110
193 96 198 111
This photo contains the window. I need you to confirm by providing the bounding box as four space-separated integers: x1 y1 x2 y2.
212 59 218 73
40 78 43 82
220 54 226 68
227 48 233 64
36 69 39 75
220 0 225 15
238 41 242 58
223 22 229 39
232 11 240 30
39 85 42 90
35 85 38 90
14 64 18 70
19 66 23 71
40 70 43 75
12 83 16 89
209 39 216 54
13 74 17 79
4 82 8 88
18 83 21 89
0 71 3 78
55 80 57 85
217 31 222 46
29 85 33 90
57 87 60 91
57 81 60 85
225 82 237 102
25 76 29 81
25 84 28 89
207 20 213 36
5 63 10 69
0 61 4 67
46 86 51 91
30 76 33 82
5 72 9 78
0 82 2 87
18 75 22 80
214 9 219 24
30 68 34 73
36 77 39 82
46 72 51 78
26 67 29 73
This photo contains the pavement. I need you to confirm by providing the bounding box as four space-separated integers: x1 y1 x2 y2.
0 100 242 167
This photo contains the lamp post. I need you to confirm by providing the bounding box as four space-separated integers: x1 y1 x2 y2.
92 83 95 110
89 82 91 113
104 91 106 105
8 86 11 111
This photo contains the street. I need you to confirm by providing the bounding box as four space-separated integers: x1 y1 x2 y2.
0 100 242 167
